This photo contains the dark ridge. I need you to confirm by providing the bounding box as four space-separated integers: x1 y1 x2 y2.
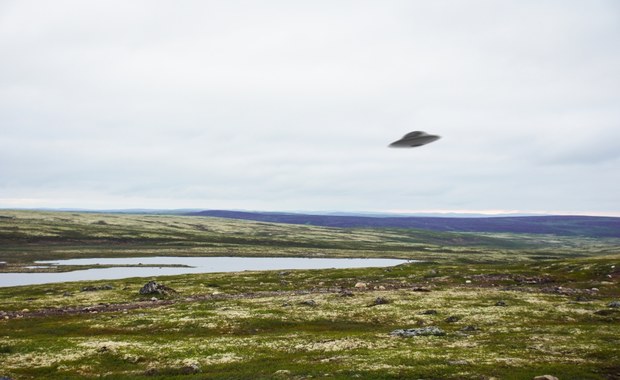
186 210 620 238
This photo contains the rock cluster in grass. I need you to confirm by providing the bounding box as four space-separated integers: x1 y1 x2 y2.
139 281 176 296
370 297 390 306
81 284 113 292
412 286 431 292
180 363 200 375
390 327 445 337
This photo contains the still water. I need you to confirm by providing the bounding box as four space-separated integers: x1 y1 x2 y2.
0 256 409 287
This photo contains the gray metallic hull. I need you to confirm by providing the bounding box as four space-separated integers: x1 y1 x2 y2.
389 132 440 148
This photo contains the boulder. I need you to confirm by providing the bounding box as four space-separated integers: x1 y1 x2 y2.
179 364 200 375
371 297 390 306
412 286 431 292
81 284 113 292
139 281 176 296
390 327 445 337
607 301 620 308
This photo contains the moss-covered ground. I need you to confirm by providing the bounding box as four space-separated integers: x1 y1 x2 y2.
0 211 619 379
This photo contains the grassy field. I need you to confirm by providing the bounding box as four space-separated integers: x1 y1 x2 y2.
1 210 618 267
0 210 619 379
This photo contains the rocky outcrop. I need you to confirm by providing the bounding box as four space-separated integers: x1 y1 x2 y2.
390 327 445 337
81 285 113 292
139 281 176 296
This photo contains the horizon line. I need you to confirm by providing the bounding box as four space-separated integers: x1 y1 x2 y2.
1 206 619 218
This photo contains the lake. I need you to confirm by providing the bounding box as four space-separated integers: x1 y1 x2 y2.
0 256 410 287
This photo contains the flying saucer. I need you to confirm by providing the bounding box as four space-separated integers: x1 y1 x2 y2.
388 131 440 148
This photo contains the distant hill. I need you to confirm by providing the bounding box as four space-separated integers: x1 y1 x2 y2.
186 210 620 238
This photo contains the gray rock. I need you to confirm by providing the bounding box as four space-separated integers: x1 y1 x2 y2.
339 290 354 297
390 327 446 337
495 300 507 307
533 376 559 380
81 284 113 292
179 364 200 375
299 300 317 307
371 297 390 306
448 359 469 365
607 301 620 308
139 281 176 296
412 286 431 292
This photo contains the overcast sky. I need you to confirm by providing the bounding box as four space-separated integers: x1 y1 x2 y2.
1 0 619 215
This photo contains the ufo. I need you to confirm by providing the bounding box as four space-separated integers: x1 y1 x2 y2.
389 131 440 148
